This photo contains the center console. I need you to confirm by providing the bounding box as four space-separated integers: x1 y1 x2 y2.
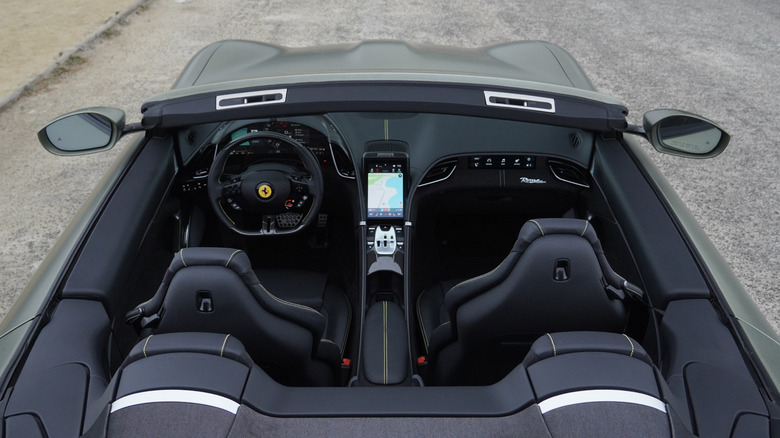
357 146 413 386
363 150 408 302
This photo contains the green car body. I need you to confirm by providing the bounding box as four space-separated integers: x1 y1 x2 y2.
2 40 777 437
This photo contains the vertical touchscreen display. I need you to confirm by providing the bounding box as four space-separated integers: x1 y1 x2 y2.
367 169 404 218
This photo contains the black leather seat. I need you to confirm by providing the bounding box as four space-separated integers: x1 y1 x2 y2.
416 218 642 385
83 332 254 437
84 331 676 438
126 248 350 386
521 331 676 438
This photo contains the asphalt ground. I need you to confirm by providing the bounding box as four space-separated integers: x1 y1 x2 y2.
0 0 778 334
0 0 139 102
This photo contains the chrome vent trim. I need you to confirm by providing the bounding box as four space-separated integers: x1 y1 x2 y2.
419 159 458 187
484 91 555 113
329 142 356 179
216 89 287 110
548 160 590 188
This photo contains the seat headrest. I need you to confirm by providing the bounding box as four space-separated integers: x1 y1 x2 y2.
512 219 642 298
172 248 258 283
125 332 255 367
126 248 261 325
512 219 600 253
522 331 653 367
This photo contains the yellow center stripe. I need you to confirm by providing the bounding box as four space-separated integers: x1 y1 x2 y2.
383 301 388 384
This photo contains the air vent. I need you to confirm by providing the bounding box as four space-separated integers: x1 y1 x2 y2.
216 89 287 110
570 133 582 148
548 160 590 188
484 91 555 113
185 129 197 146
419 159 458 187
329 143 356 179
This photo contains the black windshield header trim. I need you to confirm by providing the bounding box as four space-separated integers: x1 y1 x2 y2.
141 81 628 132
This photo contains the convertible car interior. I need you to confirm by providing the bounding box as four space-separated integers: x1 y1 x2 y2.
3 41 776 437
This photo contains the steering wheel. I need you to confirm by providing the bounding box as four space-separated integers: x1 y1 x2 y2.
207 131 323 236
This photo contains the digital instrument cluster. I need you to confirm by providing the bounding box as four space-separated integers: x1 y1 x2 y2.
223 121 330 172
229 121 327 155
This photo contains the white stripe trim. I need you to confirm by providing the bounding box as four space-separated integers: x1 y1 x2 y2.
111 390 240 414
538 390 667 414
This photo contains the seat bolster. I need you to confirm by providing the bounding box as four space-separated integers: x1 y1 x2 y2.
416 282 447 353
523 332 652 367
315 339 342 364
126 332 254 368
441 254 519 327
319 284 352 358
254 269 328 309
251 283 327 337
428 321 456 359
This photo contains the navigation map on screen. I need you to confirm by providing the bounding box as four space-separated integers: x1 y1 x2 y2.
367 172 404 218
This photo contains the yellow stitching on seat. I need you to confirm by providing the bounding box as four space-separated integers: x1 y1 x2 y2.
225 250 242 267
383 301 389 385
623 334 635 357
261 286 321 314
453 263 502 288
142 335 153 358
546 333 556 356
220 334 231 357
581 221 589 237
179 250 187 267
320 339 337 345
530 219 544 236
416 292 430 353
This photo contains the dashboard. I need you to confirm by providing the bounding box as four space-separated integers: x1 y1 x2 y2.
177 114 595 223
179 119 352 194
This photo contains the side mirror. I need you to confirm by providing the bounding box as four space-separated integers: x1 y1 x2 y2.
642 109 730 158
38 107 125 155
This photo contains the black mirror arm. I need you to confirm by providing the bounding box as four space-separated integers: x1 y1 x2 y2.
623 124 647 139
122 122 146 134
